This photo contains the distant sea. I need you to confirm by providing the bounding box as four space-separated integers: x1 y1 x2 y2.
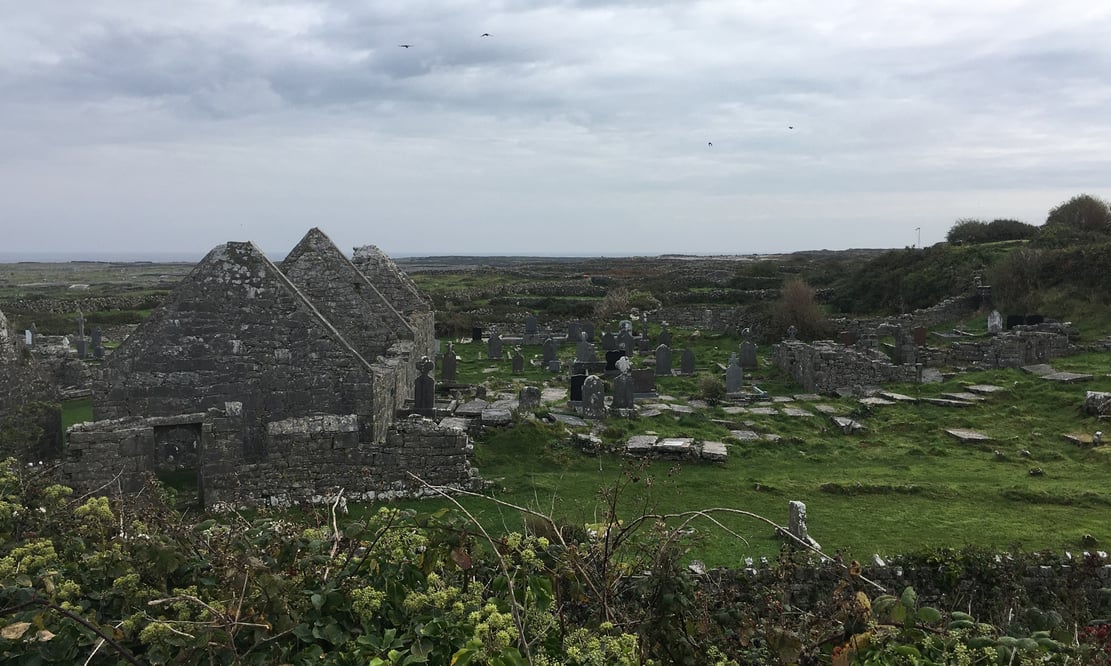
0 251 207 263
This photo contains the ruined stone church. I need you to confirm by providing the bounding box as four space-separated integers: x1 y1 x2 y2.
65 229 476 509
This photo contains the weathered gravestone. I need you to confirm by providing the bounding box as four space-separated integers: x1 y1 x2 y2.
441 343 458 382
582 375 605 418
488 334 503 360
987 310 1003 335
567 321 582 343
548 359 561 373
581 321 595 342
612 357 634 409
680 348 695 375
576 332 596 362
524 314 538 335
738 329 757 369
617 330 635 355
413 356 436 416
726 353 744 393
519 386 541 411
472 326 483 342
631 368 656 396
91 328 104 359
655 344 672 376
569 373 587 403
541 337 557 365
601 332 617 351
604 348 627 372
75 310 87 358
658 326 672 347
786 325 797 340
787 500 819 549
511 349 524 374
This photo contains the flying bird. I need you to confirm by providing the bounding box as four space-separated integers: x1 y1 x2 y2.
707 141 713 147
481 33 491 37
398 44 412 48
788 125 794 129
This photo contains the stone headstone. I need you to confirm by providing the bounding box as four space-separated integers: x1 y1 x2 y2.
581 321 595 342
441 344 458 382
788 500 809 544
912 326 927 346
91 327 103 349
24 330 32 346
524 314 538 335
567 321 582 343
519 386 541 411
613 365 634 409
576 332 596 362
617 330 635 355
680 348 695 375
726 354 743 393
619 320 632 333
631 368 656 395
601 332 617 351
786 325 797 340
488 334 503 360
414 356 436 416
75 339 88 358
548 359 562 373
658 327 672 347
604 348 626 372
839 330 857 346
542 337 557 364
569 374 587 402
987 310 1002 335
655 344 672 376
582 375 605 418
511 349 524 374
472 326 483 342
738 340 757 369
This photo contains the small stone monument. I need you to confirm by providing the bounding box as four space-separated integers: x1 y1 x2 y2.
582 375 605 418
91 328 104 359
511 348 524 374
441 343 458 382
75 310 87 359
548 359 561 373
488 334 504 360
655 344 672 376
567 321 582 343
617 329 635 356
658 325 672 347
601 332 617 351
472 326 483 342
987 310 1003 336
24 329 32 346
542 337 557 365
738 328 757 369
680 348 695 375
524 313 538 335
413 356 436 416
576 331 595 362
726 353 743 393
612 357 634 409
569 373 587 402
519 386 541 411
786 500 820 550
786 325 797 340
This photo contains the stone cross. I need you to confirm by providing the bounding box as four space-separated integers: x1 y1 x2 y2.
655 344 672 376
441 343 458 382
786 325 797 340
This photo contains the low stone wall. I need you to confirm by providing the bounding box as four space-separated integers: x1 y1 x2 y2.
937 324 1073 368
772 340 917 393
832 295 980 335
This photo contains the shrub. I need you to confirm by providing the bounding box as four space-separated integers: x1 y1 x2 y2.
773 279 834 340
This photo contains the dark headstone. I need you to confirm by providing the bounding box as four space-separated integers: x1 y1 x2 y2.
511 350 524 374
542 337 557 364
738 340 757 369
576 333 596 362
472 326 483 342
75 339 88 358
519 386 541 411
524 314 538 335
655 344 672 376
569 374 587 402
488 334 504 360
912 326 927 346
658 327 672 347
567 321 582 343
441 344 458 382
605 348 627 371
726 354 743 393
617 330 635 355
601 332 617 351
414 356 436 416
612 370 634 409
839 330 857 346
631 368 656 395
548 359 562 373
680 348 695 375
581 321 595 342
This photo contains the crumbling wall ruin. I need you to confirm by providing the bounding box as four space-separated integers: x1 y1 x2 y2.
0 307 62 461
772 339 918 393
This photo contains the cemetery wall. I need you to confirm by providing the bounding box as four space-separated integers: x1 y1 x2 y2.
0 294 164 316
655 305 770 334
772 339 917 393
927 324 1074 369
832 295 979 334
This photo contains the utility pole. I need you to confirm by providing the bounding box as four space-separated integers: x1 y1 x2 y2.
915 227 921 248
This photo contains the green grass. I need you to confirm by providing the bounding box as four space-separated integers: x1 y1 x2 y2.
62 398 92 433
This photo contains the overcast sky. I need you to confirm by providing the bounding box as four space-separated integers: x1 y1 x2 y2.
2 1 1109 259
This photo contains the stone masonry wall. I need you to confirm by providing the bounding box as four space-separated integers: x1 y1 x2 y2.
772 339 917 393
938 325 1072 368
0 307 63 461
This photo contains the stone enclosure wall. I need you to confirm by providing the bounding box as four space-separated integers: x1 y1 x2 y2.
0 307 63 461
772 340 918 393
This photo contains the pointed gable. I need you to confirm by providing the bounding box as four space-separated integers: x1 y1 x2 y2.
351 244 431 316
280 228 415 362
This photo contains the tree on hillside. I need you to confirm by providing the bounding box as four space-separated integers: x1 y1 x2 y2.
947 218 1038 245
947 218 988 245
1045 194 1111 231
773 278 833 340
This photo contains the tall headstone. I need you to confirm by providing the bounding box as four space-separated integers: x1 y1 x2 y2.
414 356 436 416
511 348 524 374
28 322 37 346
601 332 617 351
582 374 605 418
441 343 458 382
604 348 626 372
519 386 541 411
524 314 538 335
631 368 656 395
472 326 483 343
788 500 810 545
567 321 582 343
75 310 87 359
581 321 595 342
738 328 757 369
658 326 672 347
987 310 1003 336
91 328 104 359
576 332 595 362
680 348 695 375
612 357 634 409
488 334 504 360
726 354 743 393
617 329 635 356
655 344 672 377
569 373 587 402
542 337 557 364
24 330 32 346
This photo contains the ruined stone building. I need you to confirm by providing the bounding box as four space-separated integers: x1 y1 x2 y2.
65 229 474 509
0 307 62 461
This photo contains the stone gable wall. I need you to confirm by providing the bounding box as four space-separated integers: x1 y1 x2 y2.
352 245 431 316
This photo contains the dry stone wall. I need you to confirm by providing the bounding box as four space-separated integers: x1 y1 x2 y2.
772 339 917 393
0 307 62 461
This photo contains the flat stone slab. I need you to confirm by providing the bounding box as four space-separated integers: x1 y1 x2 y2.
1022 363 1057 376
920 368 944 383
488 399 519 410
730 429 760 441
859 397 896 407
879 391 917 402
814 404 843 414
781 407 815 417
722 406 747 415
832 416 865 433
481 408 513 425
748 406 779 415
1042 372 1093 383
762 433 783 442
438 417 472 431
638 408 664 418
966 384 1005 394
701 441 728 462
455 399 488 417
541 388 565 404
1063 433 1099 446
625 434 658 454
550 413 587 428
941 392 985 402
924 398 975 408
669 404 696 414
656 437 694 455
771 396 795 403
793 394 823 402
946 428 992 442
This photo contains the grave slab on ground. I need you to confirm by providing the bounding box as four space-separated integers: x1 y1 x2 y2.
923 397 975 407
638 408 664 418
966 384 1005 394
813 404 843 414
832 416 865 434
550 413 587 428
541 388 565 404
859 396 896 407
748 406 779 415
656 437 694 456
782 407 815 417
941 392 985 402
481 408 513 426
1042 371 1093 383
946 428 992 442
1062 433 1099 446
722 406 747 415
701 441 728 462
730 429 760 441
1022 363 1056 376
438 417 472 431
793 394 823 402
625 434 658 455
455 399 488 417
772 396 794 403
879 391 917 402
